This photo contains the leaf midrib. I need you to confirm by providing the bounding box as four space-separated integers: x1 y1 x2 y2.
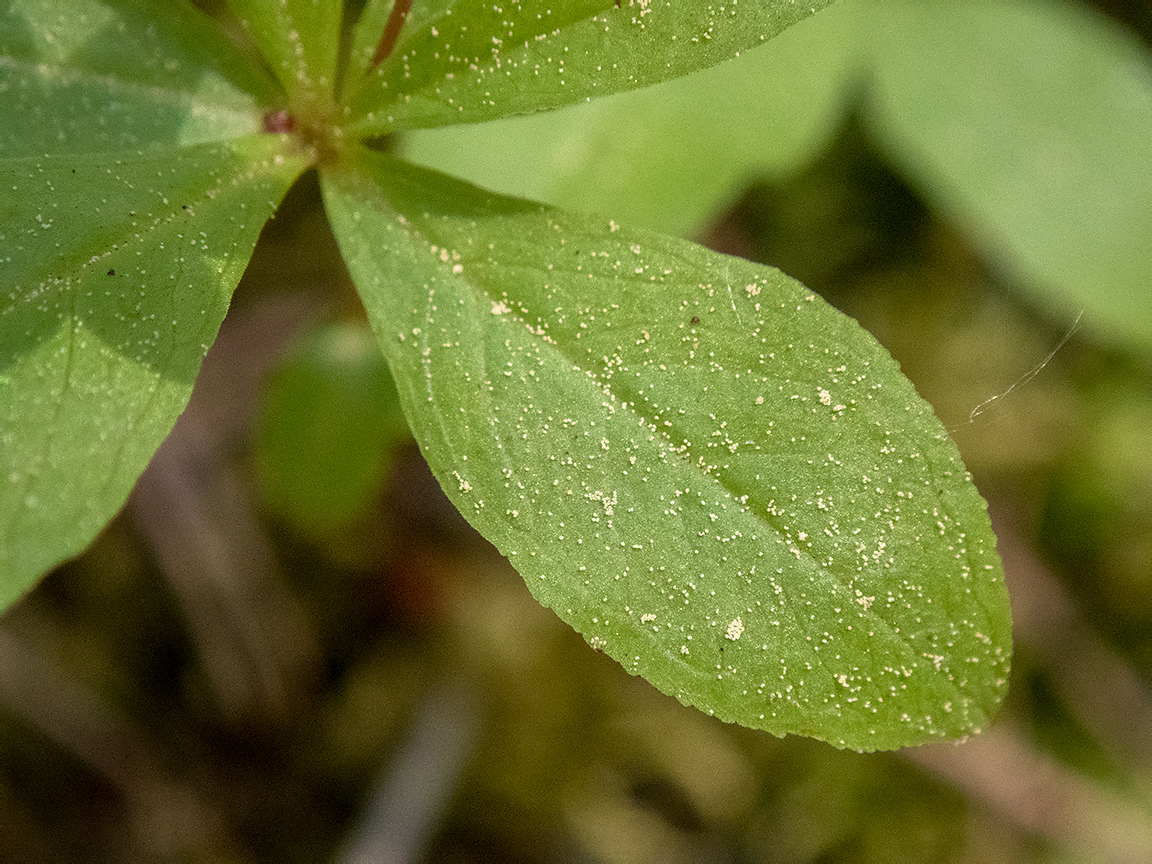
379 195 975 709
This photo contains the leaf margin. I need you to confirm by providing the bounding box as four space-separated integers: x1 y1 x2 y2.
321 147 1012 751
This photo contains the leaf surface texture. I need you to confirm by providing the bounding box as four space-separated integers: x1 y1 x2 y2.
323 151 1012 750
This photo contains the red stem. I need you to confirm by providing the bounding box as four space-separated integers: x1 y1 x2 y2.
371 0 414 69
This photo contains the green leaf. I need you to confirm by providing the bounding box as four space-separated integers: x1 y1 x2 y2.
227 0 343 111
864 1 1152 354
0 0 309 606
255 320 410 537
322 150 1011 751
398 0 859 237
0 136 307 606
341 0 838 135
0 0 282 155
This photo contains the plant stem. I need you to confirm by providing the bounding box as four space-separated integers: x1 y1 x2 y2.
372 0 414 69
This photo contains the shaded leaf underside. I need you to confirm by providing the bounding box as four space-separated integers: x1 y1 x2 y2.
0 137 307 603
0 0 308 603
865 1 1152 353
322 150 1011 751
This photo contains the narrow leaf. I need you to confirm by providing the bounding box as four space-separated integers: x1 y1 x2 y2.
865 1 1152 353
341 0 838 135
323 151 1011 750
227 0 343 109
346 0 432 84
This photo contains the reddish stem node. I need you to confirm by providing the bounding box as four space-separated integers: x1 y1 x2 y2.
263 110 296 134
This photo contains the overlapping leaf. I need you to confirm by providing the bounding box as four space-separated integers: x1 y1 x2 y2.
0 0 308 602
322 151 1011 750
228 0 342 109
342 0 838 134
0 0 281 155
399 1 859 237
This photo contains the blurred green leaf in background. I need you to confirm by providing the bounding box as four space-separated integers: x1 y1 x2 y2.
256 320 410 540
403 0 1152 354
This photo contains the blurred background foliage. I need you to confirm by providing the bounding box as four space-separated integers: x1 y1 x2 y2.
1 0 1150 860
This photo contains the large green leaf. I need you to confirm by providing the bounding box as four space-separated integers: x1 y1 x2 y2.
0 0 309 605
398 0 859 238
322 150 1011 750
864 0 1152 354
341 0 838 135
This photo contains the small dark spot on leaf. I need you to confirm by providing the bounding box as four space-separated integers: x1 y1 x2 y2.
107 269 115 276
690 316 700 325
